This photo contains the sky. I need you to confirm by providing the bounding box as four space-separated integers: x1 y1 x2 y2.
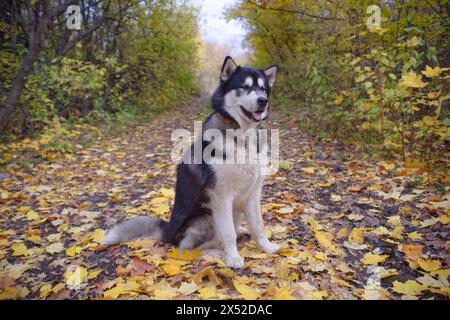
192 0 248 55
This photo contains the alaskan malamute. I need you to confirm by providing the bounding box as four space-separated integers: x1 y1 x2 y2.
105 56 279 268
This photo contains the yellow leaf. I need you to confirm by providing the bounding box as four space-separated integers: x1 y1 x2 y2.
417 259 441 272
362 253 389 265
66 245 82 257
407 231 423 240
301 167 315 174
192 267 222 285
0 287 29 299
65 265 88 287
11 242 30 256
379 268 399 278
92 229 105 243
334 95 344 105
88 269 102 280
315 252 327 261
315 230 332 247
331 194 341 202
278 161 291 170
160 188 175 199
167 248 202 261
17 206 31 213
277 247 297 257
198 285 218 299
26 210 40 221
439 215 450 225
26 234 41 243
153 281 177 300
307 290 329 300
275 286 295 300
406 36 422 47
314 230 343 255
315 183 332 188
391 226 404 240
126 238 156 249
104 281 140 299
336 228 349 239
422 65 450 78
151 203 170 216
378 161 396 170
150 197 168 204
161 259 182 276
392 280 425 296
348 228 365 244
39 283 53 299
233 279 260 300
0 191 10 200
387 215 402 227
399 71 427 88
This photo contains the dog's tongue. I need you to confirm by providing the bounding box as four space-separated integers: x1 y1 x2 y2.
252 112 263 121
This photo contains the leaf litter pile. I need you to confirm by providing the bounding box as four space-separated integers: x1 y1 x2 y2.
0 103 449 300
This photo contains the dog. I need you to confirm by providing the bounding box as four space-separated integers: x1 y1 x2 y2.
104 56 279 268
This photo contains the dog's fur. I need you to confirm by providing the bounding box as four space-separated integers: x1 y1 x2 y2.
105 57 279 268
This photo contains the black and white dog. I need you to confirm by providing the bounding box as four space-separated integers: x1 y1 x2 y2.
105 57 279 268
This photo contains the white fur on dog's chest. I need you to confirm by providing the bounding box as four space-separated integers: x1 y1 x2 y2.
212 162 262 192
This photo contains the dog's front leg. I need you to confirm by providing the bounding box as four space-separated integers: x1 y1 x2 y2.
212 199 244 269
245 179 280 254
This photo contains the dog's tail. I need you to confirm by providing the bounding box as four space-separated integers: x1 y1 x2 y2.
103 216 168 245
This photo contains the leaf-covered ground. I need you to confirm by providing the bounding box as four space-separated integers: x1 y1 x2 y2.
0 101 449 300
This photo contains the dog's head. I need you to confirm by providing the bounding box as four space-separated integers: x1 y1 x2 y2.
212 56 278 125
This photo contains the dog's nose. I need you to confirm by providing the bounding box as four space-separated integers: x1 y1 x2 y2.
257 97 268 108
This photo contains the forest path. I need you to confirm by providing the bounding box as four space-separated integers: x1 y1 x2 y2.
0 98 448 300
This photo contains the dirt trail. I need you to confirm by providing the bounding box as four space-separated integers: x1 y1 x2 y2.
0 99 448 300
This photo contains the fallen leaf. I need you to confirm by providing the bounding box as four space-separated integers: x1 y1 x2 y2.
64 265 88 287
39 283 53 299
362 253 389 265
233 279 260 300
167 248 202 261
46 242 65 254
348 228 365 244
177 282 198 295
392 280 425 296
161 259 182 276
417 259 441 272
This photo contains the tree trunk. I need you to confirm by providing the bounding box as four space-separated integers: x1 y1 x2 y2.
0 0 75 133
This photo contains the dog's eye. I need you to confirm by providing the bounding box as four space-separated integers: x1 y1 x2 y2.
242 85 250 90
260 87 266 92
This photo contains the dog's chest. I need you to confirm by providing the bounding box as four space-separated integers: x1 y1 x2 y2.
211 162 262 193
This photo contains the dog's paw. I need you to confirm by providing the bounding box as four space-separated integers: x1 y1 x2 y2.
236 225 249 235
225 254 245 269
260 241 280 254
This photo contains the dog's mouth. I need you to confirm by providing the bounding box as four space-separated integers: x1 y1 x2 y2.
240 106 267 122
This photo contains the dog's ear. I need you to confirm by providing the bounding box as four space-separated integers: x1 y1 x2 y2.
264 65 278 87
220 56 238 82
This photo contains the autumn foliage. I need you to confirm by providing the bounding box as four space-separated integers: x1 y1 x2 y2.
0 0 449 301
228 0 449 168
